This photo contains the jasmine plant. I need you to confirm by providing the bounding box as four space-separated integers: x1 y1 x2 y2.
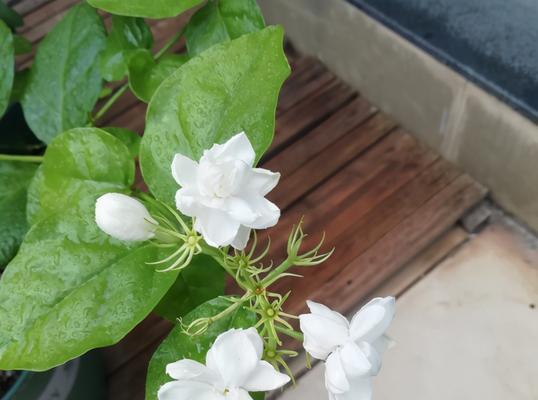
0 1 395 399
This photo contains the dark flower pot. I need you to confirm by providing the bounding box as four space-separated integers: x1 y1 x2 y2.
1 352 106 400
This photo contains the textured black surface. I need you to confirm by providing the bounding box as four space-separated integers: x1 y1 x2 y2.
348 0 538 122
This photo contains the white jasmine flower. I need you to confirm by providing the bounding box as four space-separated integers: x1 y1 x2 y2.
95 193 157 241
158 328 290 400
299 297 395 400
172 132 280 250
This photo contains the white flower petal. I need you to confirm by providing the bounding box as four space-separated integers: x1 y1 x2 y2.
231 226 251 251
226 388 253 400
325 351 350 394
206 329 259 388
95 193 157 241
175 187 202 217
195 208 240 248
206 132 255 166
166 359 218 384
222 197 258 225
242 196 280 230
245 169 280 196
243 327 264 359
299 302 350 360
172 153 199 187
349 297 395 343
243 360 290 392
306 301 349 327
339 342 375 378
356 342 381 376
157 381 223 400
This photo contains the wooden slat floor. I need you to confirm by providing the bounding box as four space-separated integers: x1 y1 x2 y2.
9 1 487 398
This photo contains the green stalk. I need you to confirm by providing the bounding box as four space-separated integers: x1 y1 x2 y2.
155 27 185 59
93 27 185 123
0 154 44 163
275 325 304 341
93 84 129 123
261 258 294 287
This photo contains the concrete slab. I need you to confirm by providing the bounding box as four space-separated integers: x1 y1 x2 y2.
259 0 538 233
276 220 538 399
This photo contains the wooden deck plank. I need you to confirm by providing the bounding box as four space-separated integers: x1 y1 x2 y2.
273 157 465 315
313 176 487 315
268 80 356 157
263 130 437 258
268 111 393 210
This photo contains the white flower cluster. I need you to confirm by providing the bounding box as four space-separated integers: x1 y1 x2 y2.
94 133 395 400
95 132 279 250
299 297 395 400
172 133 280 250
159 328 290 400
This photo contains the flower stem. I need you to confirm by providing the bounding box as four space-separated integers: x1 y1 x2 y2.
93 84 129 124
275 325 304 341
155 27 184 59
0 154 44 163
261 258 294 287
92 28 185 124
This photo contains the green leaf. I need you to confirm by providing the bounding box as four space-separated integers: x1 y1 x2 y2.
0 161 38 268
100 15 153 82
127 50 188 103
140 26 290 203
154 254 225 321
185 0 265 57
0 20 13 118
21 3 106 143
12 35 31 55
25 163 43 226
30 127 135 223
0 127 179 370
101 127 141 159
9 68 29 103
146 297 257 400
0 1 23 29
0 212 179 370
87 0 203 19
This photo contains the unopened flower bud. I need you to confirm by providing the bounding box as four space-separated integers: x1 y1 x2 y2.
95 193 157 241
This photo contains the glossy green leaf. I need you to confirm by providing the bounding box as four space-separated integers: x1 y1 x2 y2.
102 127 141 159
12 35 31 55
0 20 13 118
0 127 178 370
100 15 153 82
27 128 134 226
0 1 22 29
140 27 290 203
0 211 179 370
0 161 38 268
25 164 43 226
32 127 135 222
185 0 265 56
21 3 106 143
154 254 225 321
9 68 29 103
146 297 257 400
127 50 188 103
87 0 203 19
